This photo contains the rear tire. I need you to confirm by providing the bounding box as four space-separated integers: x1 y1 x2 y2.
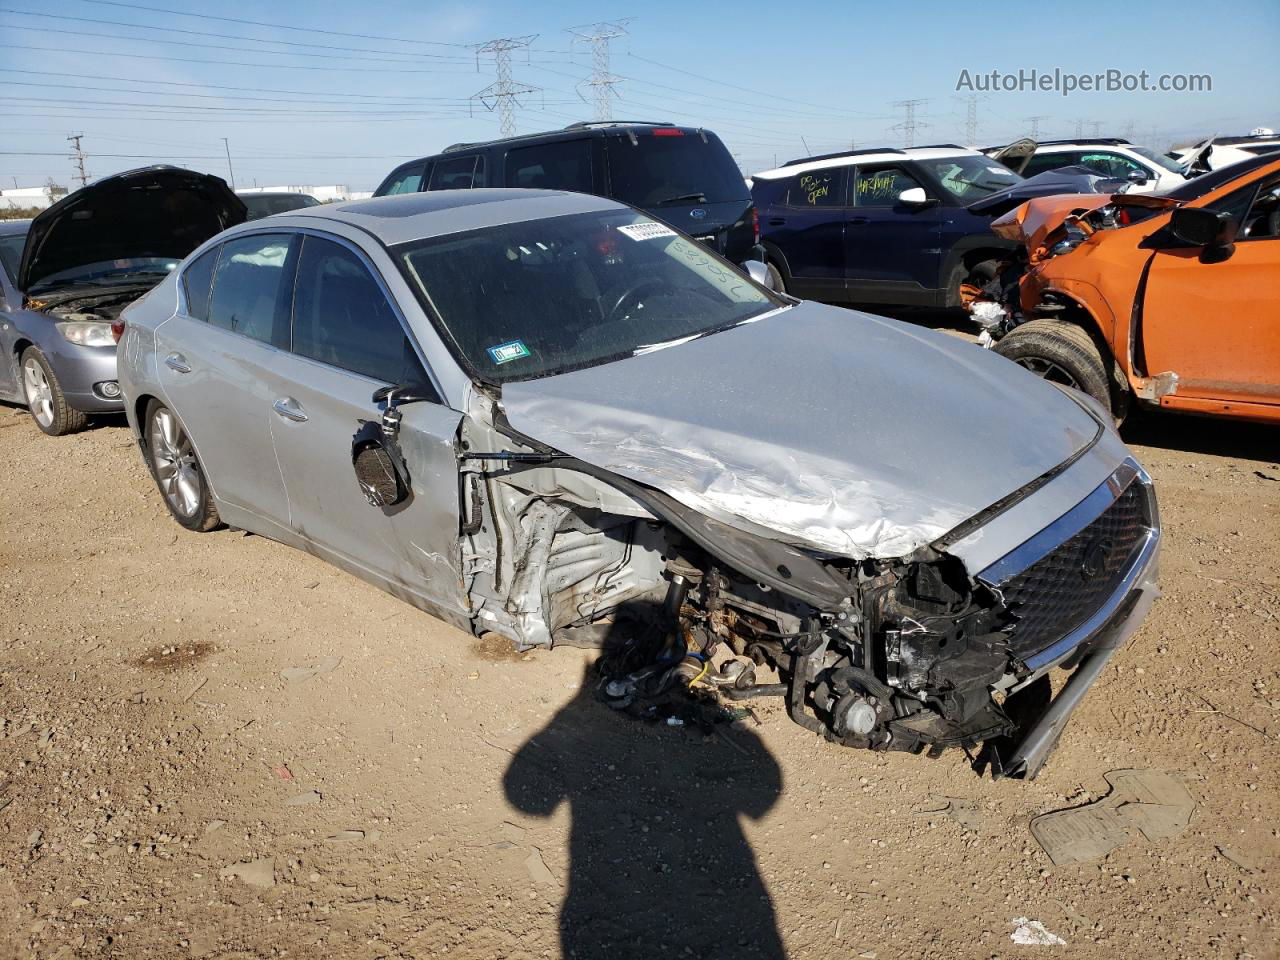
142 399 221 532
20 346 88 436
992 319 1114 417
765 262 787 295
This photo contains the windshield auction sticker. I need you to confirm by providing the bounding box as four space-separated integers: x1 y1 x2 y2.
486 340 532 365
617 222 677 241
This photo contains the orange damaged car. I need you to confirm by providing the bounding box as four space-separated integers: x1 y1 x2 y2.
967 153 1280 424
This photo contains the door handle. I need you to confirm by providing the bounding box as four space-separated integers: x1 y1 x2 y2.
164 353 191 374
768 217 786 225
272 397 308 423
848 217 870 226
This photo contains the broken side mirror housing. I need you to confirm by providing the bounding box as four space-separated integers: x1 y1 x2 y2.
351 420 410 508
1169 206 1238 248
898 187 933 207
1126 169 1150 184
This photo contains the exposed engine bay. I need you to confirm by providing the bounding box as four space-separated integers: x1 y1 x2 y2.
27 285 152 325
450 407 1076 776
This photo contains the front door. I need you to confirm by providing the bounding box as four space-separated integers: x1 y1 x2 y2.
844 164 942 305
764 167 847 300
264 233 468 617
154 233 295 533
1139 175 1280 409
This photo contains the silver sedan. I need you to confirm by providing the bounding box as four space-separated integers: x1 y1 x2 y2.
118 189 1160 778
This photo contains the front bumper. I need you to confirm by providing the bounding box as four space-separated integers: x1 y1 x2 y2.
42 339 122 413
983 460 1161 779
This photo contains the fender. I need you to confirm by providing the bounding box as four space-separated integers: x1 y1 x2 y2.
937 234 1017 292
760 239 793 285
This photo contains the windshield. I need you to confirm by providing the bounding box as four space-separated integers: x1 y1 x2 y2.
397 209 782 383
0 233 24 285
916 155 1022 201
606 132 748 207
30 257 178 291
241 193 320 220
1128 145 1186 174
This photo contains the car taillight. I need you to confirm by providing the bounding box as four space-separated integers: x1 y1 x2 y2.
752 207 760 245
653 128 684 137
110 319 126 343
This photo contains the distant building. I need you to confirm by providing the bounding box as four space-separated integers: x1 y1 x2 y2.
0 183 69 212
236 184 359 203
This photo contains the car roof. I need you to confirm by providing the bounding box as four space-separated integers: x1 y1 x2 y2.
753 147 986 180
394 121 698 164
268 188 620 246
238 191 314 199
0 218 31 236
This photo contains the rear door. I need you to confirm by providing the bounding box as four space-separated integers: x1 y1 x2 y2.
762 167 847 300
1139 174 1280 408
843 164 942 304
264 232 468 615
153 232 294 533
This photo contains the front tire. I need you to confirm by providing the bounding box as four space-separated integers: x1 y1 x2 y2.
765 262 787 295
143 400 221 532
992 319 1115 417
21 346 88 436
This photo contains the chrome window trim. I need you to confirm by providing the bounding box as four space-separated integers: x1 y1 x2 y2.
977 458 1145 587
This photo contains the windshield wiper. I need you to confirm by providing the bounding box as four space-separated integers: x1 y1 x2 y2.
652 192 707 206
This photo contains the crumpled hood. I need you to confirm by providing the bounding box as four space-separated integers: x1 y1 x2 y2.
19 165 246 292
967 166 1124 218
991 192 1180 254
501 301 1101 560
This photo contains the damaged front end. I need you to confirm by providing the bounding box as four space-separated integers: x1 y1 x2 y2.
450 394 1160 781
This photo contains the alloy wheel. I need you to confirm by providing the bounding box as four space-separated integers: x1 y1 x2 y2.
22 357 55 428
148 408 202 518
1014 356 1081 391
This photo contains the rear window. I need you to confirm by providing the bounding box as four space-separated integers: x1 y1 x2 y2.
606 131 747 207
428 155 484 191
377 162 427 196
506 140 593 193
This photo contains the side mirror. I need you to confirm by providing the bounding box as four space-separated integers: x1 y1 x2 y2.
742 260 770 287
1126 169 1149 184
351 420 410 507
898 187 932 206
1169 206 1238 247
372 382 436 407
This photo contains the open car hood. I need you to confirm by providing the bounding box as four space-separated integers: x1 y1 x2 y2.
501 301 1100 561
968 166 1124 218
19 165 246 293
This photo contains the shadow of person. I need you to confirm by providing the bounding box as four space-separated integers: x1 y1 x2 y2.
504 631 786 959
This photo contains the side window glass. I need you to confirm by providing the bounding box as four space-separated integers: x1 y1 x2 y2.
1241 178 1280 239
472 155 487 188
1078 152 1143 178
428 155 479 191
1021 153 1071 177
182 246 219 320
291 236 428 386
207 234 292 346
505 141 593 192
787 169 844 207
854 167 923 206
1206 183 1258 222
378 162 426 196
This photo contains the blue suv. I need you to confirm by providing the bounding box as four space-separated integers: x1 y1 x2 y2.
751 146 1105 308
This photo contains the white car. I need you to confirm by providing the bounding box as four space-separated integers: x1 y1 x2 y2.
985 138 1189 193
1169 133 1280 173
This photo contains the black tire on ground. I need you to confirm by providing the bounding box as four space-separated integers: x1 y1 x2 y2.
142 398 221 532
20 345 88 436
948 257 1001 308
992 319 1114 416
765 262 787 295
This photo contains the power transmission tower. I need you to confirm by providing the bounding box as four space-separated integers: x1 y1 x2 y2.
1074 118 1085 138
1024 115 1050 139
66 134 88 187
1122 119 1136 141
891 99 929 148
957 93 980 146
471 36 540 137
1089 120 1103 137
566 19 632 122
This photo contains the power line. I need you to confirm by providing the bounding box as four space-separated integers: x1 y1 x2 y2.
0 43 477 73
1024 115 1051 139
566 20 632 122
77 0 473 48
471 36 540 137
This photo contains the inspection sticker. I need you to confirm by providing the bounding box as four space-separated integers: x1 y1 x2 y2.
617 222 677 242
486 339 532 365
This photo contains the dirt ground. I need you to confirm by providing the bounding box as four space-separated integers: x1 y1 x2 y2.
1 374 1278 959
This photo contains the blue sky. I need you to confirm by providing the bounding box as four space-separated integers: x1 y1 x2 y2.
2 0 1277 191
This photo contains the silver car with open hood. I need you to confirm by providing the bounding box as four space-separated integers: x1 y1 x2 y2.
0 166 244 435
117 188 1160 779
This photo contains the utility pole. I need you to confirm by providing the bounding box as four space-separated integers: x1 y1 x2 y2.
566 19 632 123
221 137 236 190
1024 115 1050 139
891 99 929 148
471 36 540 137
66 134 88 187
